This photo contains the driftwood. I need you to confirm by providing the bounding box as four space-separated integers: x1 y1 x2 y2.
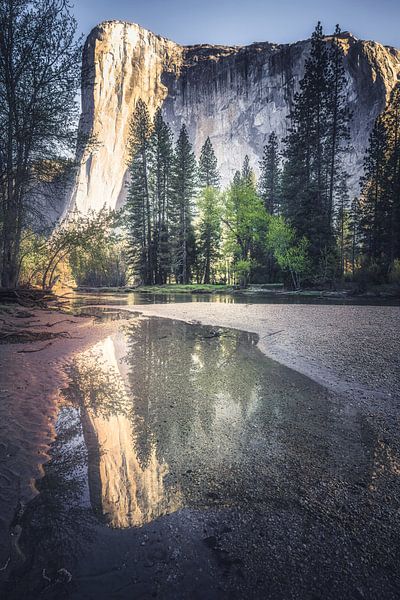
0 288 58 308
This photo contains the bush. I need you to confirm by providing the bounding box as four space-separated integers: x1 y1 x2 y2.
389 259 400 285
353 259 386 290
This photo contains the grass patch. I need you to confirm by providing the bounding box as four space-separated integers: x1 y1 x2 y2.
136 284 233 295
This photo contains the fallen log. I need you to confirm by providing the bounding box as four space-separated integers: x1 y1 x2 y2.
0 288 57 307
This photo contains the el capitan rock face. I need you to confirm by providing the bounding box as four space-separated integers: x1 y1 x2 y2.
67 20 400 213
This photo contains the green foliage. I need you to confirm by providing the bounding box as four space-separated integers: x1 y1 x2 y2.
125 99 153 283
281 22 351 271
241 155 257 189
17 208 116 289
389 259 400 285
42 208 116 290
266 215 310 289
0 0 82 287
196 187 222 283
18 231 50 287
149 108 174 283
233 259 253 286
222 161 269 285
170 124 197 284
70 223 128 287
358 83 400 277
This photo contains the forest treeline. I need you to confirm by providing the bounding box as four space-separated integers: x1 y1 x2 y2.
121 22 400 288
0 8 399 291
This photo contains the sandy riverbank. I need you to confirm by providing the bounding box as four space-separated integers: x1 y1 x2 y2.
0 308 124 573
130 302 400 400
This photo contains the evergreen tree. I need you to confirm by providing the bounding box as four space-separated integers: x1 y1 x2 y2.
197 187 222 284
170 124 197 283
359 116 388 266
281 22 350 273
241 155 256 188
196 137 221 282
233 170 242 187
359 83 400 274
125 99 153 283
385 84 400 262
259 132 281 214
335 174 350 277
281 22 331 265
326 25 352 227
198 137 220 189
349 196 361 277
149 109 173 283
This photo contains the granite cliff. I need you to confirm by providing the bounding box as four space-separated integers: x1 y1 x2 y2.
67 20 400 213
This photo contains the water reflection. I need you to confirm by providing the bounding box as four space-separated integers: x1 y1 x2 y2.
57 320 264 528
68 290 400 309
62 336 181 528
4 316 400 599
54 316 347 527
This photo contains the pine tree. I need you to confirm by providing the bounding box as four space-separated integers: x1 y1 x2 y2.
198 137 220 189
385 84 400 262
197 187 222 284
335 174 350 277
326 25 352 229
241 155 256 188
359 116 388 266
349 196 361 277
149 109 173 283
170 124 197 283
233 170 242 187
125 99 153 283
359 83 400 274
281 22 350 274
259 132 281 214
281 22 331 265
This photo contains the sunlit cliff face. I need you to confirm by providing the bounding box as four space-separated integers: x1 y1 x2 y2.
67 21 400 214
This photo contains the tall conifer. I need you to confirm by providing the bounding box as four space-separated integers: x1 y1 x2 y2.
198 137 220 189
259 132 281 214
126 99 153 283
170 125 197 283
281 22 351 272
149 109 173 283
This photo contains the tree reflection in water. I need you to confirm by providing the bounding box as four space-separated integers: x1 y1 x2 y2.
6 315 397 600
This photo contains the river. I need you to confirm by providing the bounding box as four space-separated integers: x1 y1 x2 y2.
1 296 399 599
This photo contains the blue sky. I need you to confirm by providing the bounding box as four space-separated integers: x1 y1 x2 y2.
73 0 400 48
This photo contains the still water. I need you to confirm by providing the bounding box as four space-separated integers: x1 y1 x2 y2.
4 315 399 599
68 290 400 309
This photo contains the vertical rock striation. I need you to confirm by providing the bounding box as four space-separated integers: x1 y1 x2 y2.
68 21 400 213
69 21 183 213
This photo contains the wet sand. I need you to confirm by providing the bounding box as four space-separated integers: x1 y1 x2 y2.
0 308 126 574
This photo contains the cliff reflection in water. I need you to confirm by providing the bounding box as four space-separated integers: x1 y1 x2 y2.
6 316 400 600
62 333 181 528
60 316 262 528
